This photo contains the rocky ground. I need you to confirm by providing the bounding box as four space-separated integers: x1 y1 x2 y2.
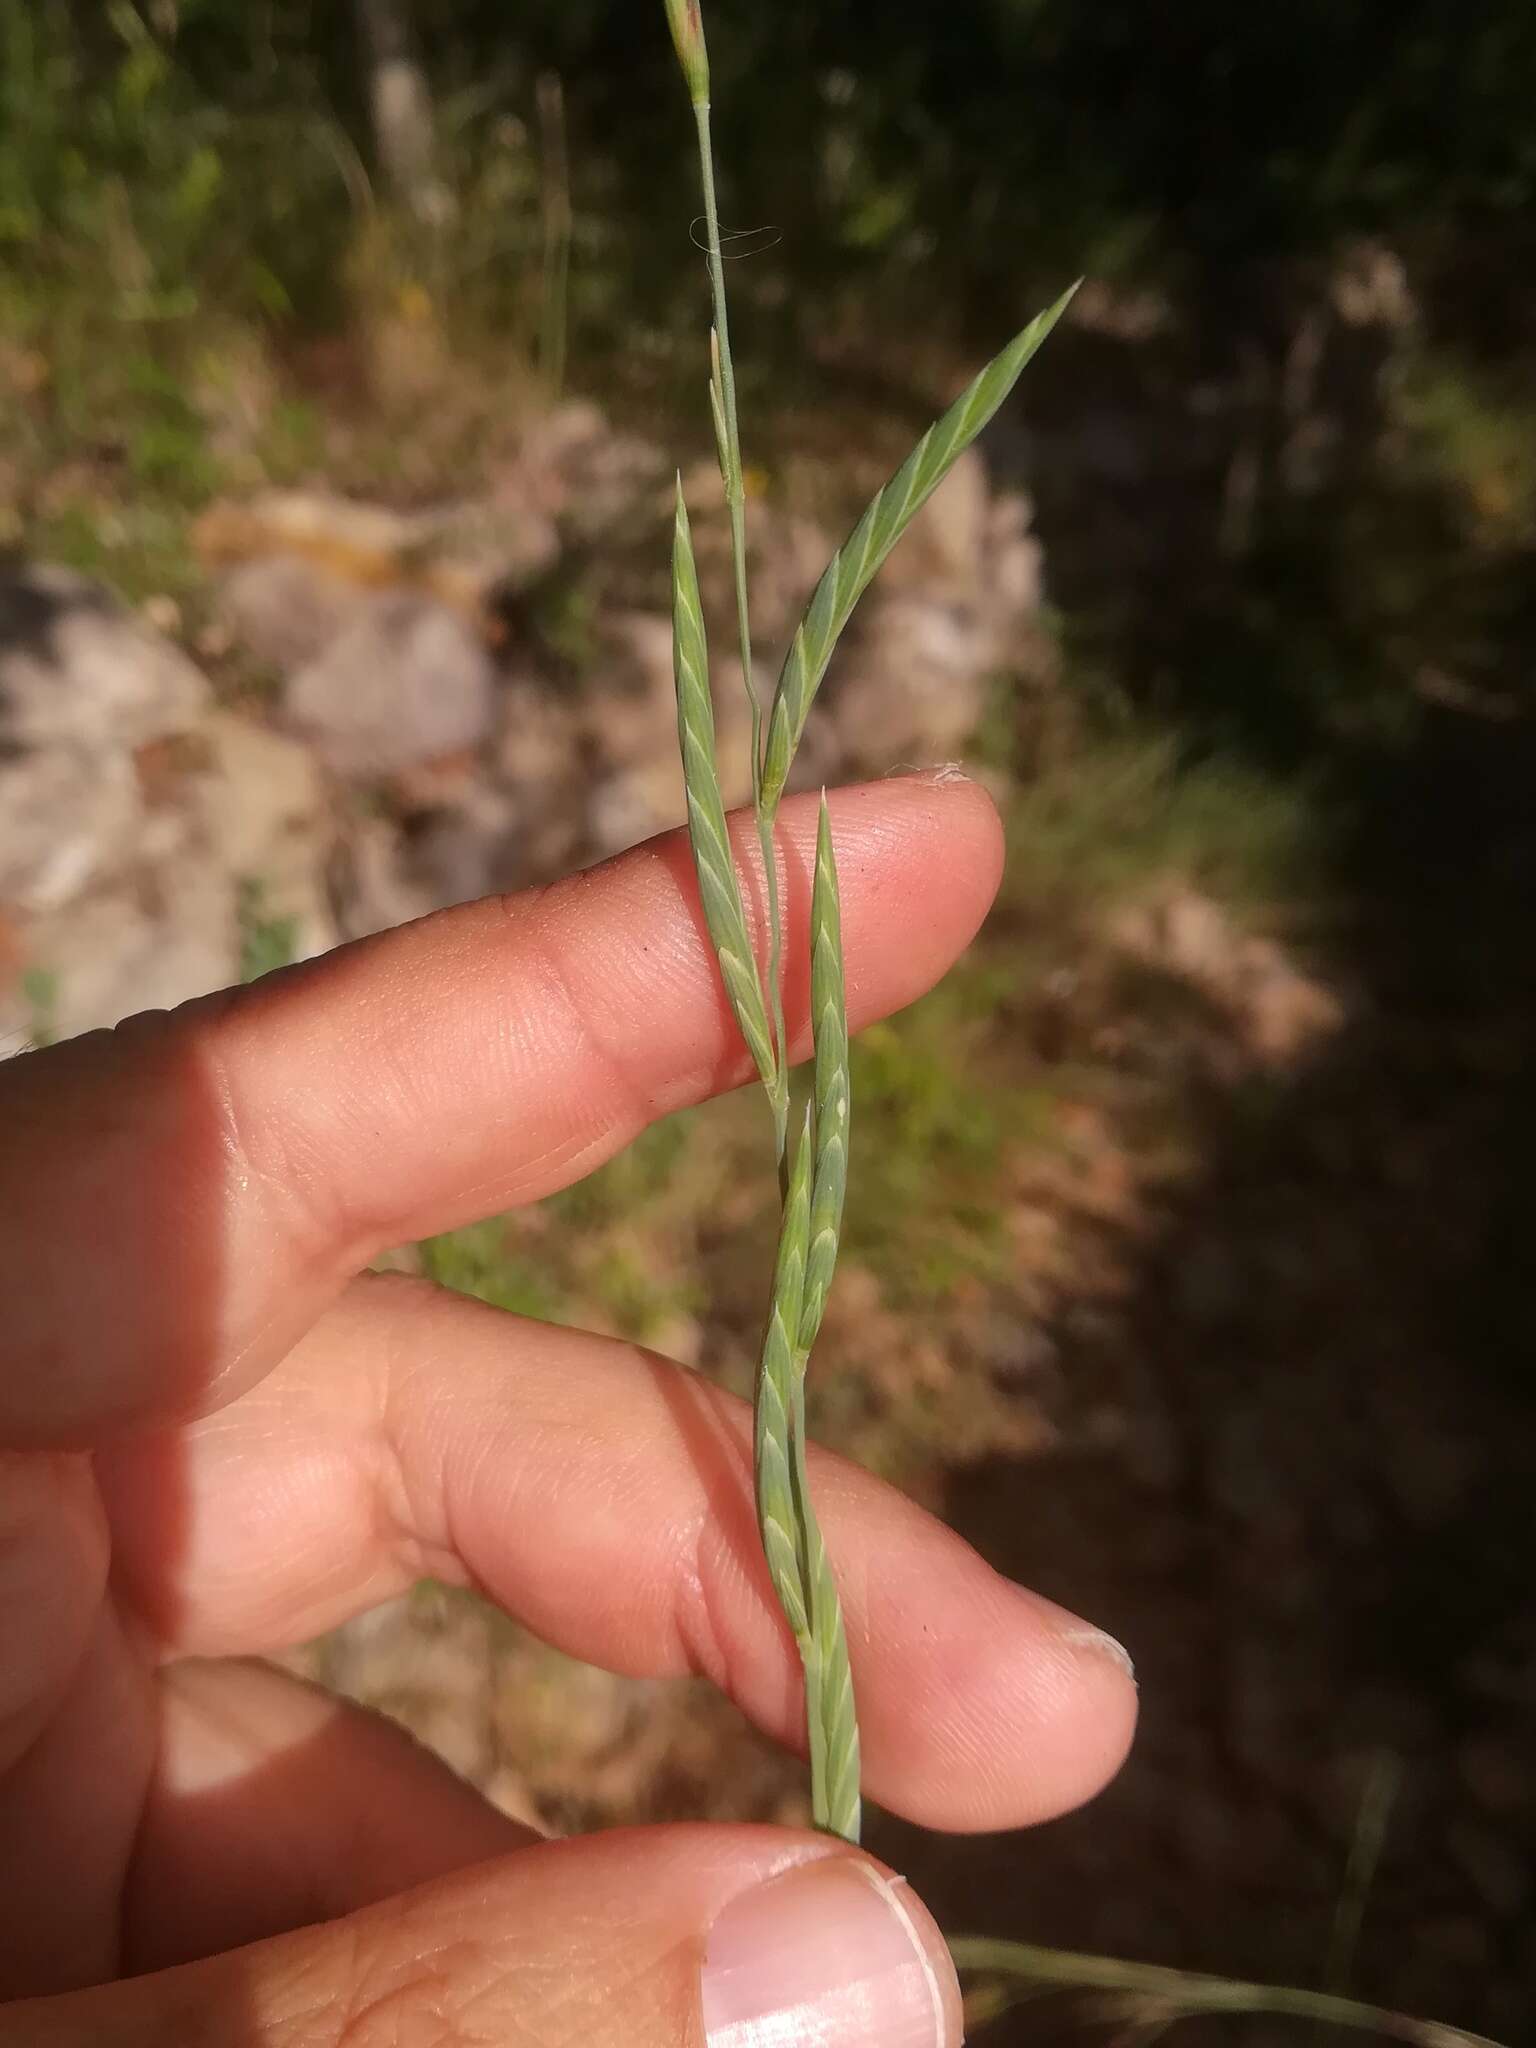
2 390 1530 2044
1 401 1042 1044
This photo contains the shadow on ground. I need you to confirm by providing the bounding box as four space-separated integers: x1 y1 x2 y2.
871 309 1536 2044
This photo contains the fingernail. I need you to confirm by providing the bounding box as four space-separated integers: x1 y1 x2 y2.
1062 1623 1137 1683
702 1858 961 2048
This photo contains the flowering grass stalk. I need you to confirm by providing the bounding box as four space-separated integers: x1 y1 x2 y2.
665 0 1075 1846
659 6 1503 2041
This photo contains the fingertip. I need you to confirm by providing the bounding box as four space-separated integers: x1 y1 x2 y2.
1029 1604 1140 1806
855 1525 1137 1834
825 768 1004 891
813 772 1003 1004
964 1583 1140 1831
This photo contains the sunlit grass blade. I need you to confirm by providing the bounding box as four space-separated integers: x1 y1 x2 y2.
950 1939 1506 2048
1328 1751 1401 1996
761 282 1079 812
755 1104 815 1644
671 479 776 1093
799 795 848 1356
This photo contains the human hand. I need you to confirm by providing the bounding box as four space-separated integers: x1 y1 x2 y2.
0 774 1135 2048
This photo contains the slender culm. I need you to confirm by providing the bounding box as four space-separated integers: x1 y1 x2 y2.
950 1942 1503 2048
672 0 790 1153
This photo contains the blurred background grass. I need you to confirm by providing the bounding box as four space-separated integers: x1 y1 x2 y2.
4 2 1533 2039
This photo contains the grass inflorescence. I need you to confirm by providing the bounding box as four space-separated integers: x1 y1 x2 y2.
663 0 1072 1848
658 7 1503 2044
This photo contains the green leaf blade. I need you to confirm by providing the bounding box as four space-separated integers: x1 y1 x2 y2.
762 282 1079 809
671 480 776 1091
949 1938 1506 2048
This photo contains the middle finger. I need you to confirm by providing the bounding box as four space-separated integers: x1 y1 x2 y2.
100 1274 1138 1835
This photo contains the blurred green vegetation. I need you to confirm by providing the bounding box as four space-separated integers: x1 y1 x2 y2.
1 10 1523 446
3 0 1529 1433
6 0 1532 751
418 1220 565 1324
7 3 1535 395
236 877 300 985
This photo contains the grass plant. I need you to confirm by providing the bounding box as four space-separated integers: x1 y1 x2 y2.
665 0 1070 1849
659 4 1504 2041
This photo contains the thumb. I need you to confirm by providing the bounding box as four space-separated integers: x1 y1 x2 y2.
6 1826 963 2048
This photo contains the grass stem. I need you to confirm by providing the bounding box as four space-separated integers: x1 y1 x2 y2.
690 94 788 1168
950 1939 1502 2048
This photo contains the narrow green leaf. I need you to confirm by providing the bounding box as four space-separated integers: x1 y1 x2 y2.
671 480 775 1092
761 283 1079 811
799 795 848 1356
949 1939 1504 2048
755 1103 814 1650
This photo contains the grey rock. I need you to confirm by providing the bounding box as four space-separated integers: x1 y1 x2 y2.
885 447 992 597
284 592 497 778
22 862 238 1040
214 555 370 676
586 756 688 858
333 814 441 940
513 402 667 543
428 498 561 610
581 611 676 771
192 710 337 961
830 595 990 774
5 710 339 1044
987 490 1045 619
0 562 209 753
400 778 521 909
0 744 143 914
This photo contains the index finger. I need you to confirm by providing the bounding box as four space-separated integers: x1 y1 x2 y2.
0 774 1003 1446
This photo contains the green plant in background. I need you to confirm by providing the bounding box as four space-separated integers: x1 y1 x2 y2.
418 1218 563 1323
20 968 59 1052
660 4 1500 2042
236 877 299 985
